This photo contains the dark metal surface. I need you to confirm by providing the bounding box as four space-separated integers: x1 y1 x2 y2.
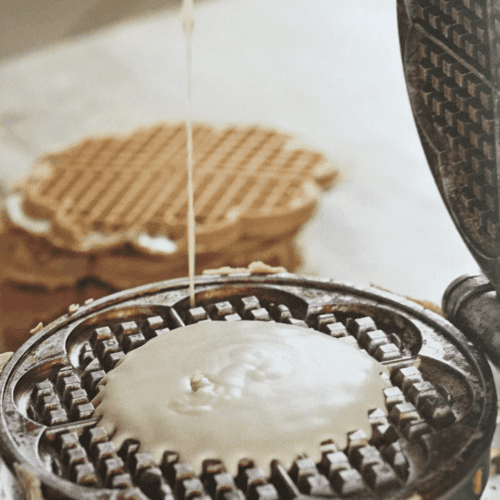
0 274 496 500
397 0 500 293
443 273 500 370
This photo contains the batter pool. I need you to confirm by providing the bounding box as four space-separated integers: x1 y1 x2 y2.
93 320 390 474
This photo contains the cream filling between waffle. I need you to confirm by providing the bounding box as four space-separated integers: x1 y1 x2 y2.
93 321 390 475
136 233 178 254
5 194 178 254
6 194 50 235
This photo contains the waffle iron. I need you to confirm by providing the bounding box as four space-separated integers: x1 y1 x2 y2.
1 1 500 499
0 274 496 500
396 0 500 373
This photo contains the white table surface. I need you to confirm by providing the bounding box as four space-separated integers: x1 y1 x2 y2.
0 0 480 304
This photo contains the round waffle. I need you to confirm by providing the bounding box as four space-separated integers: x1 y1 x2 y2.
0 232 301 352
0 123 339 351
0 274 496 500
0 223 301 291
13 123 339 255
0 279 114 353
0 226 89 289
92 236 301 290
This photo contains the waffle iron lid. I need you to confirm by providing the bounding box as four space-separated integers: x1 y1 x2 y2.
397 0 500 292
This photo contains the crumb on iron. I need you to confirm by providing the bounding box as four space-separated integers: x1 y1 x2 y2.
407 298 443 316
14 462 44 500
370 284 443 316
0 352 14 375
203 266 248 275
68 303 80 313
203 261 287 276
491 447 500 475
84 298 94 305
473 468 483 495
29 322 43 335
248 261 287 274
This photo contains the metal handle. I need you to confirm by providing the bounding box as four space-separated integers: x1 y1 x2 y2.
443 274 500 369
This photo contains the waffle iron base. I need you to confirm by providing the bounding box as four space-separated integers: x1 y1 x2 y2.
0 274 497 500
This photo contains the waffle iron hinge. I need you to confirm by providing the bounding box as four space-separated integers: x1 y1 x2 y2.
443 273 500 370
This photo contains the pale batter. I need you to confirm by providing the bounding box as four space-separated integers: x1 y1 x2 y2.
93 321 390 474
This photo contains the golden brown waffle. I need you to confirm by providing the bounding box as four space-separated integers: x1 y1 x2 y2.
14 123 339 253
0 230 300 352
0 279 115 352
0 123 338 351
92 236 301 289
0 224 89 288
0 215 300 290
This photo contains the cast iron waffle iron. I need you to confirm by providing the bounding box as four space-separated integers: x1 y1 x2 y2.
0 273 496 500
397 1 500 371
397 0 500 288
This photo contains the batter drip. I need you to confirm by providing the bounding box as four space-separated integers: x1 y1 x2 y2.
93 321 390 475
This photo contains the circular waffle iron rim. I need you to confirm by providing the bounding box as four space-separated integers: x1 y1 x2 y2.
0 273 497 500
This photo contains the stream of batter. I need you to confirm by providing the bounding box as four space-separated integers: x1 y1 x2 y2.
93 2 391 476
183 0 196 307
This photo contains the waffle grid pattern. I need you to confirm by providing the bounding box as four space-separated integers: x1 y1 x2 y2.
25 296 456 499
415 0 490 74
412 0 500 240
20 125 333 250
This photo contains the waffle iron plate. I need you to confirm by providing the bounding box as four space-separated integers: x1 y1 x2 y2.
0 274 496 500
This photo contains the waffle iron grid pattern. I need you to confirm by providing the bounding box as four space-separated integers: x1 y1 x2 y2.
415 0 499 234
399 0 500 286
17 289 462 500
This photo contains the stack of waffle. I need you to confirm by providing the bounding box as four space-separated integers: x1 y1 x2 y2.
0 123 340 351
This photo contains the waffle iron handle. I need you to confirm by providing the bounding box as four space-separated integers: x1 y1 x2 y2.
443 274 500 369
